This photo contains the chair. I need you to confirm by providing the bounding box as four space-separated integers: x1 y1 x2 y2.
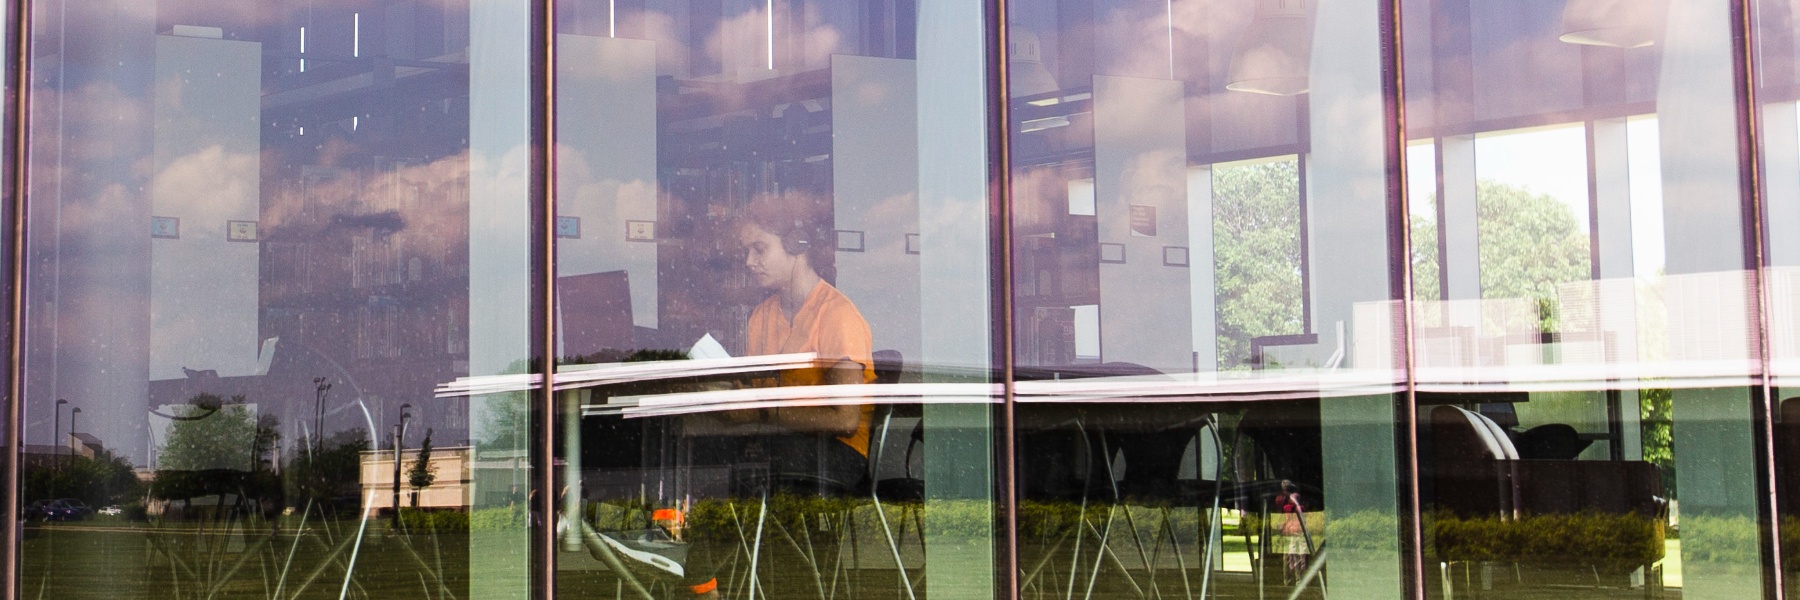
557 271 634 358
1427 404 1667 594
1015 362 1228 600
1429 405 1665 518
726 349 920 600
868 402 925 599
1101 413 1230 600
1512 423 1592 460
1780 398 1800 516
1429 405 1519 518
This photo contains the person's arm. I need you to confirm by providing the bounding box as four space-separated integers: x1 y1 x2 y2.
765 404 860 436
715 359 864 434
764 358 864 435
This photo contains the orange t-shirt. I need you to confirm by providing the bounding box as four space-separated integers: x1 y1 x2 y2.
746 281 877 456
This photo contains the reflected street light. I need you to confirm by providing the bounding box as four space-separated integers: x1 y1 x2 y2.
68 407 81 460
393 405 413 529
313 377 332 453
54 399 67 460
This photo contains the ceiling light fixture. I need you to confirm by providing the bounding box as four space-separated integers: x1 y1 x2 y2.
1226 0 1313 96
1559 0 1661 48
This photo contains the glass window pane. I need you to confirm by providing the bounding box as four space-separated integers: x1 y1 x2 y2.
1757 0 1800 596
1007 0 1406 598
1405 0 1758 596
19 0 538 596
547 0 998 597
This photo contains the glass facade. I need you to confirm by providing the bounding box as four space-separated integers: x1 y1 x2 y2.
7 0 1800 598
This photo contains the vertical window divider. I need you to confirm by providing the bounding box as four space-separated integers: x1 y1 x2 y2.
3 0 32 593
1380 0 1425 597
1733 0 1785 594
987 0 1019 591
533 0 559 595
1298 152 1314 332
1585 121 1604 282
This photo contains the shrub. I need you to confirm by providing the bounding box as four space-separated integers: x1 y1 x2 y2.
1678 513 1759 566
397 508 470 533
470 505 528 532
1426 511 1663 574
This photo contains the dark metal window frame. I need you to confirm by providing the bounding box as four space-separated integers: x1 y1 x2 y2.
0 0 1790 598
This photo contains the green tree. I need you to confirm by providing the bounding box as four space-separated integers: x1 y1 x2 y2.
1215 174 1590 366
151 394 280 503
1474 180 1591 308
1213 159 1305 368
157 394 257 473
1639 388 1675 495
408 428 437 508
474 358 535 454
285 430 370 515
1408 180 1591 308
1411 207 1441 302
24 450 142 507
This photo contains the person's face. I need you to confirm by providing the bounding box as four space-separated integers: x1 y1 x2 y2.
739 223 805 290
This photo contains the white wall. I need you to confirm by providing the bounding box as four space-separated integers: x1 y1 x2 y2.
832 54 921 362
556 35 660 333
1093 74 1192 373
150 34 263 381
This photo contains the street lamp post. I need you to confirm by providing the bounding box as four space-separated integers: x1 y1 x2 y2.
53 399 67 463
312 377 332 454
68 407 81 459
393 406 412 530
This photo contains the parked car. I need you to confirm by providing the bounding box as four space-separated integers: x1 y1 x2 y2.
54 499 91 519
97 506 122 517
24 500 80 522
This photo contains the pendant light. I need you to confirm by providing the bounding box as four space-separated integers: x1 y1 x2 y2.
1559 0 1660 48
1010 24 1062 99
1226 0 1313 96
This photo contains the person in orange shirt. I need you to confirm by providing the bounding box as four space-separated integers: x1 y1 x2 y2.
729 193 877 454
685 193 877 598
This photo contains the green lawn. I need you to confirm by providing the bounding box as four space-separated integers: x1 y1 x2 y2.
17 516 1691 599
21 520 472 599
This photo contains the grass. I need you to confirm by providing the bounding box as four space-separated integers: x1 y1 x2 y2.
22 518 473 600
18 509 1697 599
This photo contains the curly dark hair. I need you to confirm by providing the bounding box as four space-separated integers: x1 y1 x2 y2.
737 191 836 282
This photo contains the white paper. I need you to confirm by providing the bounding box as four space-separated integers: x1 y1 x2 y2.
688 333 731 360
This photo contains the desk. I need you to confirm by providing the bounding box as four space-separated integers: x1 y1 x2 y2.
433 352 821 399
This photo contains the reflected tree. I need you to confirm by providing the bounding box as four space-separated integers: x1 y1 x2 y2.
1213 159 1304 368
1407 180 1591 306
1474 181 1590 303
151 393 281 510
1411 206 1441 302
1640 388 1676 495
286 430 371 516
409 428 437 508
22 449 141 508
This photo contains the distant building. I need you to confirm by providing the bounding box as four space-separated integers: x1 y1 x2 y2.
358 445 474 517
69 433 104 459
19 445 65 471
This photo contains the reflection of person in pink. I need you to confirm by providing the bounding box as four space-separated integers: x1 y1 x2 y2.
1275 480 1310 585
